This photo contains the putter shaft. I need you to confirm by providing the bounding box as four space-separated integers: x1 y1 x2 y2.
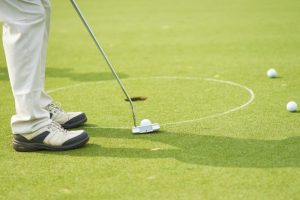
70 0 137 127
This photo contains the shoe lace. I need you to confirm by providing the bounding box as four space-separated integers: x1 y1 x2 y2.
48 121 68 135
46 102 64 114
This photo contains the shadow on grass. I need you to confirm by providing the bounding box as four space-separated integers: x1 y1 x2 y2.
289 111 300 114
0 66 129 82
0 66 9 81
46 67 129 82
45 126 300 168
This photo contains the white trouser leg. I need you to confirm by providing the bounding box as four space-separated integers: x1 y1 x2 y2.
0 0 52 134
40 0 53 108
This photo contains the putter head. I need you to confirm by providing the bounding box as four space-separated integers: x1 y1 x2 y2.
132 123 160 134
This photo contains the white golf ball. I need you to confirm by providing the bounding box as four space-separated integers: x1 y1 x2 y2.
287 101 297 112
267 68 277 78
140 119 152 126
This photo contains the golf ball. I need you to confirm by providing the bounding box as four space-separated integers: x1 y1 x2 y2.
141 119 151 126
267 68 277 78
287 101 297 112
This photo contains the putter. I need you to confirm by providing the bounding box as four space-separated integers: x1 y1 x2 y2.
70 0 160 134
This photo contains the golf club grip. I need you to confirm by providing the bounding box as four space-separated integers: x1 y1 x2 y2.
70 0 137 127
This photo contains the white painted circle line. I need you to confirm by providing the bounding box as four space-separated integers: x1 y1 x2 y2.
162 78 255 126
47 76 255 129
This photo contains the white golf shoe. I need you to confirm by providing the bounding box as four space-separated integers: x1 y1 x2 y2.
44 103 87 129
13 121 89 152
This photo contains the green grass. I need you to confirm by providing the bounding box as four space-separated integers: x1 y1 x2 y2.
1 0 300 199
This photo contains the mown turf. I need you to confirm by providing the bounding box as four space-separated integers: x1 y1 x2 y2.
1 0 300 199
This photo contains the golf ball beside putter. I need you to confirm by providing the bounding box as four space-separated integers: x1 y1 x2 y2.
132 119 160 134
267 68 277 78
287 101 297 112
141 119 152 126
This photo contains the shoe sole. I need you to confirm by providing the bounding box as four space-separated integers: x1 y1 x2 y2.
12 136 89 152
61 113 87 129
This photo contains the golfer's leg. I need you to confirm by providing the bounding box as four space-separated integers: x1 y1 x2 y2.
40 0 53 108
38 0 88 129
1 0 51 134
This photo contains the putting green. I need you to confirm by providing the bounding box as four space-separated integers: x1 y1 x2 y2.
48 77 253 129
1 0 300 199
